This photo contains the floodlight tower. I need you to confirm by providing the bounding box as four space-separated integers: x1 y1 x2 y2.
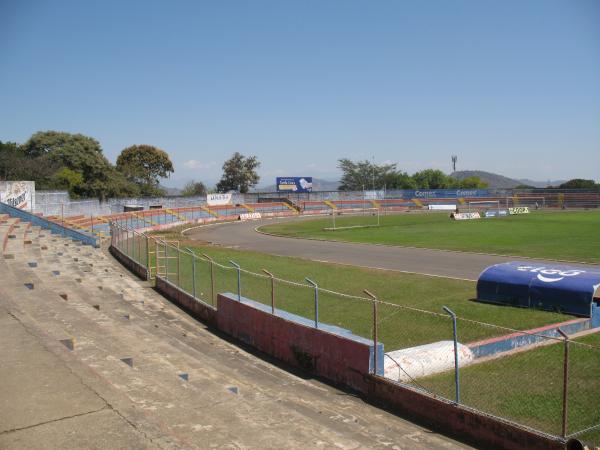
451 155 458 172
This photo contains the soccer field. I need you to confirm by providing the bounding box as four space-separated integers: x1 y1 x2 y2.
259 210 600 263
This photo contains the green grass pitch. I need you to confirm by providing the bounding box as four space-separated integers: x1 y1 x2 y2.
259 210 600 263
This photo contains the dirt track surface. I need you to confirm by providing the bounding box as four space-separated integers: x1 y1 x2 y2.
186 216 600 280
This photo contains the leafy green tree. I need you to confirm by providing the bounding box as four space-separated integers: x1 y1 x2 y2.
216 152 260 193
116 145 174 196
381 171 417 189
52 167 84 196
181 180 207 197
412 169 451 189
558 179 598 189
0 141 25 180
453 176 489 189
338 159 399 190
22 131 129 199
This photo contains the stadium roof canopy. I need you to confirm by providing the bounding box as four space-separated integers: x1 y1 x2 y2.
477 262 600 317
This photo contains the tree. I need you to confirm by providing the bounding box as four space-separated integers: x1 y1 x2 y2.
116 145 174 196
181 180 207 197
0 141 25 180
412 169 451 189
453 176 488 189
381 171 416 189
338 159 398 191
216 152 260 193
52 167 84 196
22 131 130 199
558 179 598 189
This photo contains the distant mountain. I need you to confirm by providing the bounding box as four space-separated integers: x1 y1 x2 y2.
254 178 340 193
451 170 566 189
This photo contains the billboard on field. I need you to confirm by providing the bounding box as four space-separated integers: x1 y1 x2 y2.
276 177 313 193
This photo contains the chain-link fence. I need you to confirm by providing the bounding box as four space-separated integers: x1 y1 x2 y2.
109 221 600 444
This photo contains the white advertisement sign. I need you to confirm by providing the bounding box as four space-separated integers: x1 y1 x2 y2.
509 207 530 215
207 193 232 206
429 204 457 211
0 181 35 210
452 212 481 220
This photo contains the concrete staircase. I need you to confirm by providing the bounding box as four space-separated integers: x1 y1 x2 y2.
0 221 466 449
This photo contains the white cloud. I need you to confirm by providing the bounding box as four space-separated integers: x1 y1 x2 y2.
183 160 217 170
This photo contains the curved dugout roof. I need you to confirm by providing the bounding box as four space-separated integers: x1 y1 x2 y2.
477 262 600 317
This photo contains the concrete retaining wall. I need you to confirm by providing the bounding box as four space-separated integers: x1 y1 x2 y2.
366 375 564 450
469 317 590 358
217 293 382 392
109 246 148 280
155 276 217 326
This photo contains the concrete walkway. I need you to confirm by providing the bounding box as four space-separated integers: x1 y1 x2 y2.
0 216 470 449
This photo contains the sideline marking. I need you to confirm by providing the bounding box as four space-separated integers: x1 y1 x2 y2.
310 258 477 282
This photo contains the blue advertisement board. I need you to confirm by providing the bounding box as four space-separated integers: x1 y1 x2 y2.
402 189 490 199
276 177 313 193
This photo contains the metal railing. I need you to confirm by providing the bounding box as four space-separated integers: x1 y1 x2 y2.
109 220 600 445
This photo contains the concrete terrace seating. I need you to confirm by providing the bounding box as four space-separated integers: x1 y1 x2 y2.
0 221 453 448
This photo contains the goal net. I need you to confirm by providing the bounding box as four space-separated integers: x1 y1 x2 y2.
324 208 381 231
465 200 501 215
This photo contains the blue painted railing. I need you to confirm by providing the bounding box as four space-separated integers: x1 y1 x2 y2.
0 202 99 247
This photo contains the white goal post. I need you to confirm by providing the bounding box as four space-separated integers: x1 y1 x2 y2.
325 207 381 231
466 200 501 213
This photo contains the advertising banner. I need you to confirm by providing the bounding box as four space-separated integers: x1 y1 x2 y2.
0 181 35 210
239 212 262 221
508 207 530 215
428 204 457 211
276 177 313 193
403 189 490 199
451 212 481 220
364 190 385 200
485 209 508 218
207 193 232 206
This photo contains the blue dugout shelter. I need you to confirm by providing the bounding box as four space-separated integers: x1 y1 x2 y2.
477 262 600 319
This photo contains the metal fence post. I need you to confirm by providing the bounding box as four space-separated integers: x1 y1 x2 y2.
557 328 570 438
305 278 319 328
364 290 378 375
165 241 169 281
137 231 141 262
229 260 241 301
145 234 150 270
186 248 197 299
177 246 181 287
202 254 215 306
443 306 460 404
263 269 275 314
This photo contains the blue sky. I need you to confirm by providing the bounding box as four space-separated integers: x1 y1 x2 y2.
1 0 599 187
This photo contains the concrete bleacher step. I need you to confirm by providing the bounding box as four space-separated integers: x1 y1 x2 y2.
1 229 447 448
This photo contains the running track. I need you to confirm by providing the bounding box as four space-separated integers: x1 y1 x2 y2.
186 216 600 280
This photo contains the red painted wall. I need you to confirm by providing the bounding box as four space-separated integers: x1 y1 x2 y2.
366 375 564 450
156 276 217 326
217 293 371 392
